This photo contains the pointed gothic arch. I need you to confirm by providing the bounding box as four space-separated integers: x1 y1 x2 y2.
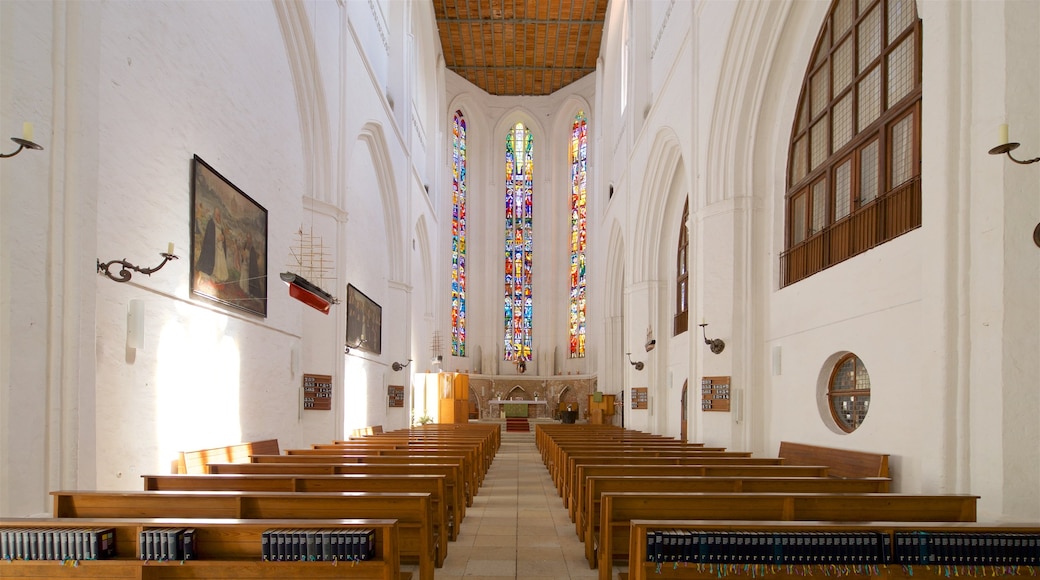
357 122 405 283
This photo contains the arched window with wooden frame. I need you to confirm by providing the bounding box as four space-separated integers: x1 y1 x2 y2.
674 198 689 335
781 0 922 287
827 353 871 433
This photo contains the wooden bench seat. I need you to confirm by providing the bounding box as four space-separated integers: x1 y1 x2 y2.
204 462 466 527
140 472 453 552
779 441 890 479
558 452 765 500
565 459 822 513
0 516 406 580
595 492 978 580
569 463 828 524
51 490 438 580
291 445 487 485
252 454 477 505
579 476 892 564
549 447 733 488
174 439 279 474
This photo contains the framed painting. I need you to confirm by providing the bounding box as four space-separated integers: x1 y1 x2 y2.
345 283 381 355
190 155 268 317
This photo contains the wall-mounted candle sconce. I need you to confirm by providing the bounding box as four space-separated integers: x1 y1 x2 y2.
391 359 412 372
626 352 645 371
0 123 44 159
344 336 366 355
98 243 178 283
989 124 1039 165
699 323 726 354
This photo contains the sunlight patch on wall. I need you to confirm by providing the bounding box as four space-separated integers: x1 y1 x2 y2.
342 356 370 435
156 309 242 473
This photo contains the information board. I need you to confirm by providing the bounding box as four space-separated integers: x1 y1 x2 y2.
701 375 731 412
303 373 333 410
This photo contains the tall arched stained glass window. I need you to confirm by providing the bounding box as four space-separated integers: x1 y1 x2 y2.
569 112 588 358
450 110 467 357
504 122 533 363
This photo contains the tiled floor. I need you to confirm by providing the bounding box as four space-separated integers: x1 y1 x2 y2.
406 429 609 580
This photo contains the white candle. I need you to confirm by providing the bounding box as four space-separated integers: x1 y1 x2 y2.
167 242 175 255
22 122 33 141
999 124 1009 145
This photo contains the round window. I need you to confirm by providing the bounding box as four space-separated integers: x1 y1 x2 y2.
827 354 871 433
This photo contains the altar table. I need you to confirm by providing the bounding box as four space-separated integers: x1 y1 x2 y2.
489 399 549 418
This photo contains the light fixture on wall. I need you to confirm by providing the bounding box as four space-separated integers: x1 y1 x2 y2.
644 325 656 352
699 322 725 354
392 359 412 372
989 124 1039 165
626 353 644 371
344 336 366 354
1 123 44 159
98 243 178 283
990 125 1040 247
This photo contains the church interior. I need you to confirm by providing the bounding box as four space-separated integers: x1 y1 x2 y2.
2 0 1039 574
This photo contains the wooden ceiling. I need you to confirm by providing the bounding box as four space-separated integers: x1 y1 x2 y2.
433 0 610 96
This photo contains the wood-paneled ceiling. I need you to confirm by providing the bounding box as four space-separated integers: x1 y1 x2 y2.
434 0 610 96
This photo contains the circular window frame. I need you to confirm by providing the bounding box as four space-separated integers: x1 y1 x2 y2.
826 353 871 433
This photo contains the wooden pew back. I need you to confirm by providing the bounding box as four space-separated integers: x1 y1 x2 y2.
596 492 978 580
51 490 438 580
779 441 890 479
174 439 279 474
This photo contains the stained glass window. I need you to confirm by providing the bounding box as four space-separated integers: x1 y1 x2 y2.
569 112 587 358
451 111 467 356
504 122 533 362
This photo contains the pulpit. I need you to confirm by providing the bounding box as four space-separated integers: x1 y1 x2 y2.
587 392 616 425
437 372 469 424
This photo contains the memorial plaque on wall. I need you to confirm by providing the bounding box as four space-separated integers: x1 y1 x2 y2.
387 384 404 408
631 387 648 410
303 373 332 410
701 375 731 412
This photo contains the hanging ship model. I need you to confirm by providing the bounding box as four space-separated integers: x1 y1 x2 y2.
281 227 338 314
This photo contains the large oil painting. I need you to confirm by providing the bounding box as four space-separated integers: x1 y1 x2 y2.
190 155 268 317
345 284 381 355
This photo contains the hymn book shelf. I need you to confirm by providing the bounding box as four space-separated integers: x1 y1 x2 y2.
0 517 403 580
625 520 1040 580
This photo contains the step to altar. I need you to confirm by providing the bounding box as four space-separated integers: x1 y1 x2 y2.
505 418 530 432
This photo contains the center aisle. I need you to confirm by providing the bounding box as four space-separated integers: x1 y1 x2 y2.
409 429 607 580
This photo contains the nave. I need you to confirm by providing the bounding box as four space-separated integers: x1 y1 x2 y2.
420 430 602 580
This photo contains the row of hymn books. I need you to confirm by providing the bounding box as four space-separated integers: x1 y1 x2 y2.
139 528 196 561
261 528 376 562
647 530 1040 566
1 527 116 561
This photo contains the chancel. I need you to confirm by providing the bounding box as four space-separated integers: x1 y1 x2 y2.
2 1 1039 579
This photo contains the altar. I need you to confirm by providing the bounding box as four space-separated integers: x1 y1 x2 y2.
489 399 549 419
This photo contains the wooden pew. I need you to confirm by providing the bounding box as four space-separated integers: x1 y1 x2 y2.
566 458 822 515
595 492 979 580
140 472 452 556
174 439 279 474
779 441 890 478
626 520 1040 580
549 446 732 489
51 490 438 580
579 475 892 564
570 462 827 525
0 517 405 580
253 453 478 505
290 446 486 487
338 429 499 472
204 462 466 529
